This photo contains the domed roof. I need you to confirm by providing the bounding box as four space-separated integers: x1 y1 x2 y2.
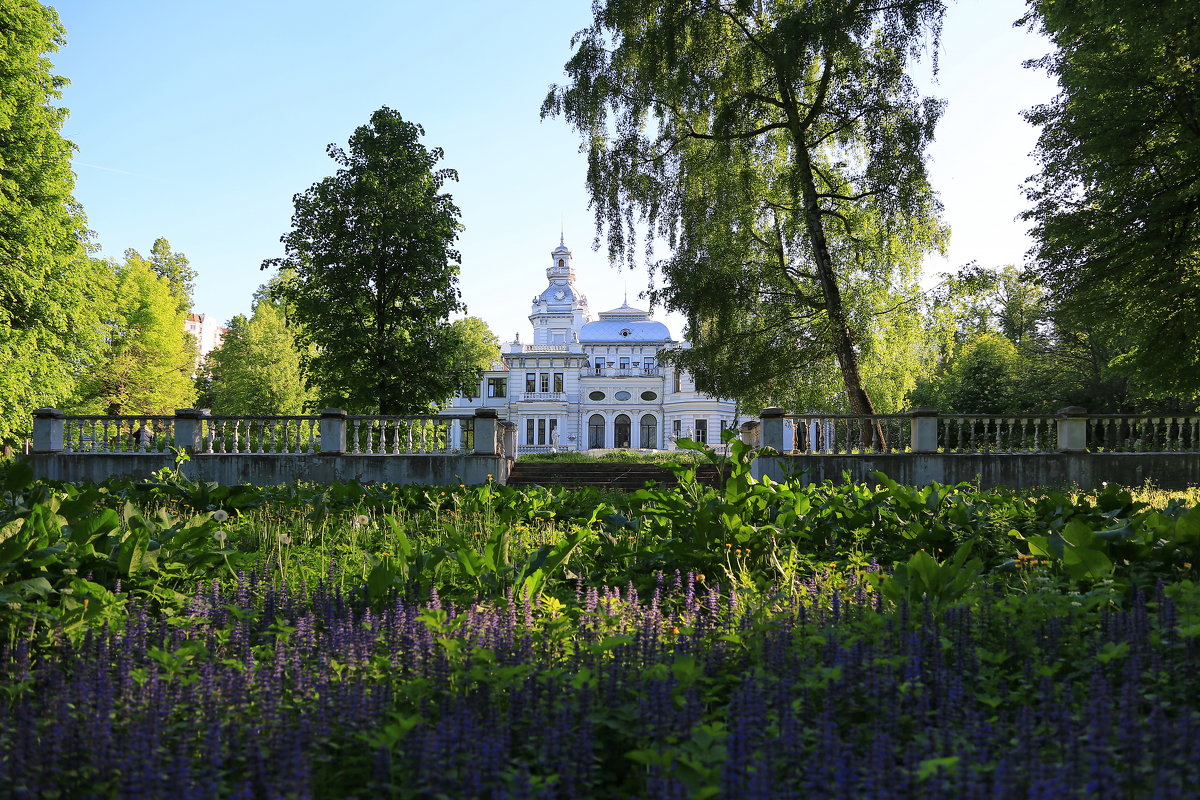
579 303 672 342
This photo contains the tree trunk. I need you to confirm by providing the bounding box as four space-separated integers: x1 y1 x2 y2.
787 98 885 449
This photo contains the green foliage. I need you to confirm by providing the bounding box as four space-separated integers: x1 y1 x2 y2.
0 2 105 446
544 0 947 415
71 255 195 414
443 316 500 398
124 237 195 315
872 541 983 609
265 107 478 414
207 300 311 414
1022 0 1200 400
0 463 248 640
921 332 1023 414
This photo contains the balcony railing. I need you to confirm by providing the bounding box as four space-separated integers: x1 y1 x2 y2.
519 392 568 402
582 367 661 378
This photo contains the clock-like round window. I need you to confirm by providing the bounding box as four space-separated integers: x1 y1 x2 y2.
588 391 606 401
640 391 657 401
614 391 632 401
619 328 632 337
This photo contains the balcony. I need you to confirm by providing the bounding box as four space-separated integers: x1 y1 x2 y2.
519 392 568 402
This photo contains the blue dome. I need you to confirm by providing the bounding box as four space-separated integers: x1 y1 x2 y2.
578 319 671 342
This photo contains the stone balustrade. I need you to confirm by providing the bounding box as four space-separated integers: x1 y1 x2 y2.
748 407 1200 489
28 408 511 487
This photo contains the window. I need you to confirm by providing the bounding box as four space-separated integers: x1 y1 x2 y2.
540 373 550 392
673 370 682 393
553 372 564 393
639 414 657 449
673 419 682 438
695 419 708 444
640 391 657 401
614 414 632 448
619 356 630 370
720 419 728 440
588 414 605 449
538 418 546 445
549 418 558 442
526 373 536 392
614 391 631 401
644 357 656 373
487 378 506 398
526 419 535 445
588 390 605 401
594 359 605 375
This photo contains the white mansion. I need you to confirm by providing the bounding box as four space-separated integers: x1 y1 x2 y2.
446 239 742 453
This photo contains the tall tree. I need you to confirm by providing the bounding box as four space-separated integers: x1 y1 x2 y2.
264 108 478 414
72 258 195 415
1022 0 1200 400
124 237 195 315
0 1 105 445
543 0 947 419
446 316 501 376
206 301 310 415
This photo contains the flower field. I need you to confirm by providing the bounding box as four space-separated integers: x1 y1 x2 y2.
3 442 1200 798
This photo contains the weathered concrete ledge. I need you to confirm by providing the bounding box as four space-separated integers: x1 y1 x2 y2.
753 452 1200 490
31 453 511 487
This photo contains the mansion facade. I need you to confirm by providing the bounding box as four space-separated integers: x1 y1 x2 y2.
446 239 742 453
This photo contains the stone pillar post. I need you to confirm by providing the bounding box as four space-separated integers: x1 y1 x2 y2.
173 408 210 452
320 409 347 454
501 421 519 458
910 407 940 453
740 420 761 447
32 408 65 453
474 408 499 455
760 407 792 452
1057 406 1088 453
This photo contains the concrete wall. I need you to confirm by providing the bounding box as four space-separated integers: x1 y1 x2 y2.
753 452 1200 490
31 453 512 487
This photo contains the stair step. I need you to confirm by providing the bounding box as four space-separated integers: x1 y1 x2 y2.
506 462 726 490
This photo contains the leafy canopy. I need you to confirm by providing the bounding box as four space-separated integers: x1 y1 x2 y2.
206 301 311 416
0 1 105 445
1021 0 1200 401
265 107 480 414
124 238 195 316
544 0 947 415
71 256 196 415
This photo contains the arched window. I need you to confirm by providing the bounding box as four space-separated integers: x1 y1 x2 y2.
588 414 605 449
614 414 632 448
639 414 658 449
558 258 565 267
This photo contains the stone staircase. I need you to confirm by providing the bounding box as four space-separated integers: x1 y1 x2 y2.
506 461 727 491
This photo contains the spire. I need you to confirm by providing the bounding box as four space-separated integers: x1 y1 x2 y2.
560 216 564 247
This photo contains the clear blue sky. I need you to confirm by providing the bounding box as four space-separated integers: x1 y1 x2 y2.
50 0 1055 344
